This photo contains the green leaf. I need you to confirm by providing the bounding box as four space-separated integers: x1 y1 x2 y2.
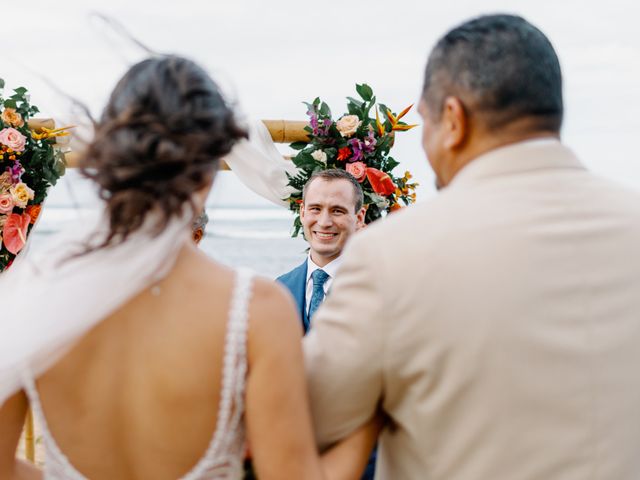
0 78 4 89
319 101 331 117
13 87 27 96
346 96 364 108
386 157 400 171
290 141 308 150
3 99 17 108
347 103 361 116
356 83 374 101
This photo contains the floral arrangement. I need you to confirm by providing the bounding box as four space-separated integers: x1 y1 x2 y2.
0 79 69 272
286 84 418 236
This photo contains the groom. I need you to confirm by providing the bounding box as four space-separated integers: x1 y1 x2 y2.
304 14 640 480
277 169 375 480
277 168 365 333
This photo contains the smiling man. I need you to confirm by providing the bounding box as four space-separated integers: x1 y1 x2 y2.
277 169 365 334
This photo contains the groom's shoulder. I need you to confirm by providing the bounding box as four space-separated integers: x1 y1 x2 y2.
277 260 306 285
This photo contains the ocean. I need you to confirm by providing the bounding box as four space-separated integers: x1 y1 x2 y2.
30 171 310 279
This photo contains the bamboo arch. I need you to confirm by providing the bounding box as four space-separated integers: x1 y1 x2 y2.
28 118 309 168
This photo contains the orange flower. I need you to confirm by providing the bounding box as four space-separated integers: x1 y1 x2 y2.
337 147 352 161
1 108 24 128
375 107 385 136
390 203 403 212
385 104 418 132
25 204 42 224
31 125 75 140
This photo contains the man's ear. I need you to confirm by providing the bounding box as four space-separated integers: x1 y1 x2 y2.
300 203 306 220
441 96 468 150
355 207 366 230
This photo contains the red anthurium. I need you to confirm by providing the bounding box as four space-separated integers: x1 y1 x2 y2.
366 168 396 196
3 212 31 255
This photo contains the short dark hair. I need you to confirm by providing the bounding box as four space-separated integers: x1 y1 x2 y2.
302 169 364 212
422 14 563 132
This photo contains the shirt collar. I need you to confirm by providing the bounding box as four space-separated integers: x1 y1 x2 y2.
306 254 343 283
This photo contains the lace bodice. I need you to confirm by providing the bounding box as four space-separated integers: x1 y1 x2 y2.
22 268 254 480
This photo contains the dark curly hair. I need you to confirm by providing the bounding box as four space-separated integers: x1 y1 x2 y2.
79 55 247 250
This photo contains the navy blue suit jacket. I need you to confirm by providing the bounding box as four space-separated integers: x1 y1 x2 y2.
277 260 309 333
276 260 376 480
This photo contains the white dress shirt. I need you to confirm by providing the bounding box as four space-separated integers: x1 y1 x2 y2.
305 255 343 318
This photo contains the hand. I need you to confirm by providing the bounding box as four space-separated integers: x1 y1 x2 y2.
320 412 384 480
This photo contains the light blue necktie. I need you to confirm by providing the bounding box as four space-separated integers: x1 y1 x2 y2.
307 269 330 327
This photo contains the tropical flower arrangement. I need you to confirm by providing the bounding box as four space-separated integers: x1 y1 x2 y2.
286 84 419 236
0 79 69 272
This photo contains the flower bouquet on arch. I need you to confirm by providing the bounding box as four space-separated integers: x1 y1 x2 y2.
285 84 419 236
0 79 70 272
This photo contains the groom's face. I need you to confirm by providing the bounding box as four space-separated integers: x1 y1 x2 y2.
301 178 365 267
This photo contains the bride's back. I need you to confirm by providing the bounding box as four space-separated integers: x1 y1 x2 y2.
24 55 252 479
1 54 330 480
36 250 239 479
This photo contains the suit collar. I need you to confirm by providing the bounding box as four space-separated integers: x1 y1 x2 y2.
448 138 585 190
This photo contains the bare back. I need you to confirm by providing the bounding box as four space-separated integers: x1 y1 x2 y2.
33 245 245 479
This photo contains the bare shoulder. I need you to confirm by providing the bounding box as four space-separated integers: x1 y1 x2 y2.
249 276 302 334
174 247 302 344
246 276 303 355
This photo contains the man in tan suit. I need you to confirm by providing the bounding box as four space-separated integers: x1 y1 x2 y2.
304 14 640 479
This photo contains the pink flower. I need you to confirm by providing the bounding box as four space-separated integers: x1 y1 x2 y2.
0 193 14 214
3 212 30 254
346 161 367 183
0 127 26 152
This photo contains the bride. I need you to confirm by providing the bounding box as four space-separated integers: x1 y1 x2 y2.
0 56 377 479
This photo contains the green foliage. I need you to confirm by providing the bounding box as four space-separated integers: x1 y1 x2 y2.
285 84 418 237
356 83 374 101
0 82 68 272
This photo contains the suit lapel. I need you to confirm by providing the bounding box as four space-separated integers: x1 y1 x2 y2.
291 261 309 331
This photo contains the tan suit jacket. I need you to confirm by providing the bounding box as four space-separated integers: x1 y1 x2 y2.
304 139 640 479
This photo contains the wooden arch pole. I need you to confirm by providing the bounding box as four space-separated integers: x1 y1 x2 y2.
29 119 310 168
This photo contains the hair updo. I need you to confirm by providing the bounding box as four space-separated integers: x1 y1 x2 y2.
79 55 247 249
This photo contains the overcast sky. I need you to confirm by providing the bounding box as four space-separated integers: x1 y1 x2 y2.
6 0 640 204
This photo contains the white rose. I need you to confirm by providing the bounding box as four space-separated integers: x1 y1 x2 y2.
311 150 327 163
336 115 361 137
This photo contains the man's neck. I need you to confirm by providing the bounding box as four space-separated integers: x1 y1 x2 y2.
441 124 560 187
309 251 339 268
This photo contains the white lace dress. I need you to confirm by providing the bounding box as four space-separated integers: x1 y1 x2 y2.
22 268 254 480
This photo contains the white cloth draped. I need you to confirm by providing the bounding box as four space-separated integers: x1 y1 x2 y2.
222 120 299 207
0 210 191 407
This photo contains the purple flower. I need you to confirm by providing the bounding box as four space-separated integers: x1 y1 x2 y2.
308 112 320 135
363 130 377 153
347 138 363 162
319 118 333 136
9 161 24 183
